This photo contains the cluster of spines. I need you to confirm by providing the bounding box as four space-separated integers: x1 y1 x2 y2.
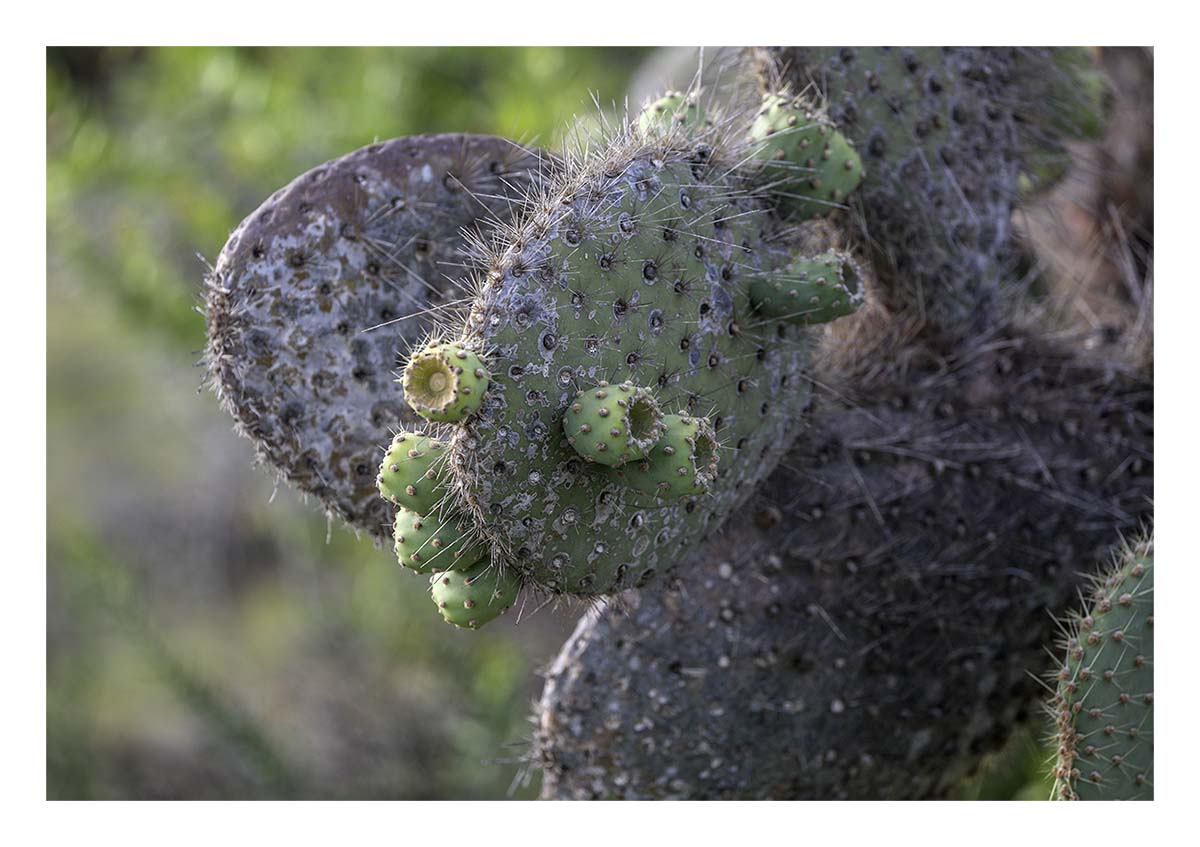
392 508 485 574
1048 535 1153 800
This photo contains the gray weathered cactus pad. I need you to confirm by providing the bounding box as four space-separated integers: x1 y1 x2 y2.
205 134 545 539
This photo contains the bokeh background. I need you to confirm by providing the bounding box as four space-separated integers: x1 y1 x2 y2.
47 46 1060 800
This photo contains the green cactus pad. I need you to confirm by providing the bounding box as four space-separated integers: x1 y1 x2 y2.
750 250 864 324
611 413 718 499
563 381 664 466
1051 538 1153 800
749 93 864 220
430 559 520 630
393 507 487 574
636 90 708 136
376 431 451 516
450 130 827 596
401 342 491 423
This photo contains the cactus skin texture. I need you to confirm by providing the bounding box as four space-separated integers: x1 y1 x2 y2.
749 250 863 324
1051 536 1153 800
393 507 485 574
757 48 1053 333
430 559 520 629
376 431 451 516
204 134 544 540
610 413 718 498
562 381 664 466
749 93 864 219
443 126 854 598
401 342 491 424
534 316 1152 799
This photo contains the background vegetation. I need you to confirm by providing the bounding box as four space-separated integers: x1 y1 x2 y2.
46 46 1050 799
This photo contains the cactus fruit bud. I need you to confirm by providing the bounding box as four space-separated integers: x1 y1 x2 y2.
749 93 864 220
376 431 450 515
393 507 487 574
1050 537 1154 800
563 381 665 467
612 413 719 499
430 559 521 630
401 342 491 423
750 250 865 324
636 90 708 136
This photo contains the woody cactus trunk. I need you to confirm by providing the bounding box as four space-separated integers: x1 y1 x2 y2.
204 47 1152 799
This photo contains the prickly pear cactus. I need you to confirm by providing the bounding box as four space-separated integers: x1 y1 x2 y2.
749 250 863 323
611 412 718 498
757 48 1109 332
749 93 864 219
401 342 492 424
204 134 545 540
393 507 485 574
377 431 452 516
1050 535 1154 800
431 116 859 599
636 90 709 135
430 559 521 629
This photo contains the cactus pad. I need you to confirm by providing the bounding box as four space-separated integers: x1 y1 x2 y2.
377 431 451 515
563 381 664 466
393 507 486 574
430 559 520 629
402 342 491 423
204 134 543 540
443 130 832 596
611 413 718 499
1051 537 1153 800
749 250 864 324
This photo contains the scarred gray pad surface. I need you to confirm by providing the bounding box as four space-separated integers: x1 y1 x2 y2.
205 134 545 540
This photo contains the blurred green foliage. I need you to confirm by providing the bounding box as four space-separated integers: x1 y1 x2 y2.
46 46 1054 800
46 45 643 801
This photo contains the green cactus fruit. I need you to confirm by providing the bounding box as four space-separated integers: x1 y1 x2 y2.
449 125 830 596
750 250 864 324
636 90 709 136
430 558 520 630
401 342 491 423
611 413 718 499
376 431 451 516
393 507 486 574
749 93 864 220
563 381 664 466
1050 536 1153 800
